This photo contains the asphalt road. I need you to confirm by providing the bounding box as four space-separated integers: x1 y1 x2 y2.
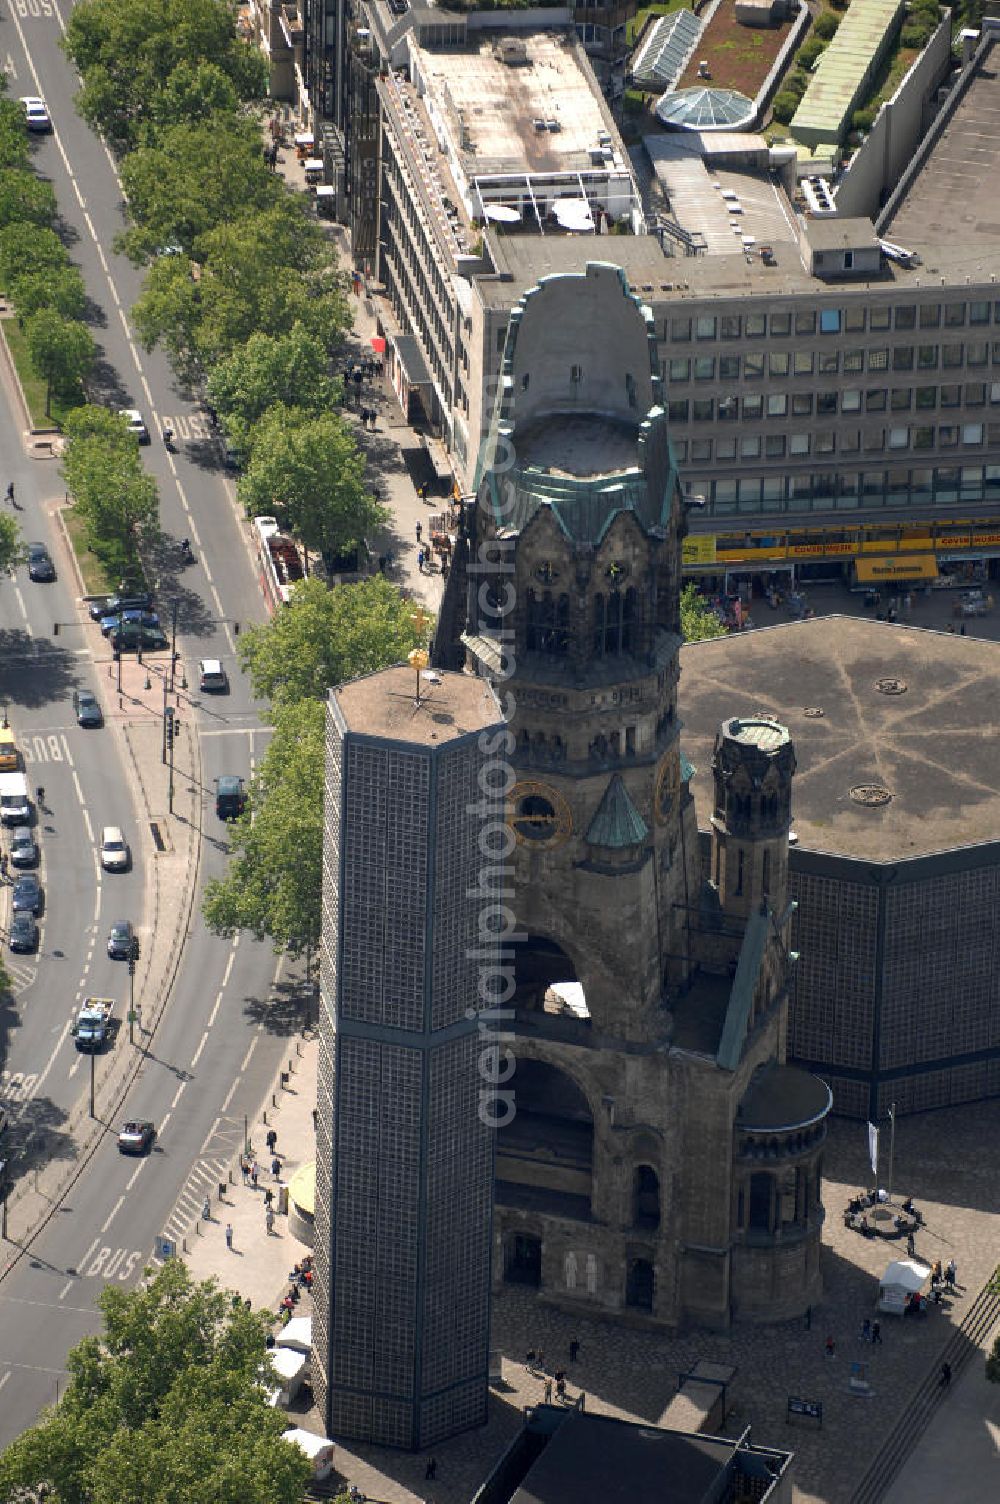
0 0 301 1447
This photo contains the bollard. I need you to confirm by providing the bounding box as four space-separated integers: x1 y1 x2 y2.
287 1058 295 1074
262 1110 268 1124
280 1072 290 1089
272 1093 278 1108
218 1182 226 1202
296 1041 302 1057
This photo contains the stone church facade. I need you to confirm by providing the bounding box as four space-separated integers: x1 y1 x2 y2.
435 262 831 1329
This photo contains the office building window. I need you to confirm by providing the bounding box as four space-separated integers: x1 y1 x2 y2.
893 347 914 371
767 393 787 416
691 439 712 461
796 311 816 335
870 308 891 331
693 399 714 421
765 434 786 457
769 352 790 376
868 349 889 371
992 342 1000 364
966 383 986 406
794 351 814 376
913 426 934 450
911 468 932 498
888 427 909 449
668 400 688 422
671 318 691 341
864 428 884 451
746 314 766 337
816 431 835 454
717 436 738 459
762 476 785 502
792 393 814 416
938 425 958 448
963 423 984 445
866 389 886 412
818 350 839 374
669 358 690 381
745 353 764 379
968 341 988 366
739 479 763 503
841 430 860 452
919 305 941 328
790 433 810 455
944 302 966 327
844 349 864 373
741 435 761 458
820 309 841 334
941 384 962 407
673 440 688 461
770 312 791 336
715 479 738 504
842 389 862 412
694 357 715 380
720 356 740 380
845 308 866 332
991 383 1000 404
743 395 763 419
970 301 990 324
917 345 938 369
942 344 964 368
695 316 717 339
890 388 911 411
818 391 838 414
895 306 916 330
718 396 738 420
720 315 741 339
915 387 937 410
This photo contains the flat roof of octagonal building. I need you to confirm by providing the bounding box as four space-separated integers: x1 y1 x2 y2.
679 617 1000 861
479 261 679 542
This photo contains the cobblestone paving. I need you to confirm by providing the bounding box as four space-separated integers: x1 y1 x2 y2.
319 1099 1000 1504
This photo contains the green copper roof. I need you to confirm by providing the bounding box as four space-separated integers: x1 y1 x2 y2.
586 775 649 849
680 753 696 783
717 907 769 1072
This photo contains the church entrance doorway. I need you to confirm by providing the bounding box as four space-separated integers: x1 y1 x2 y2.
626 1258 655 1310
505 1233 542 1287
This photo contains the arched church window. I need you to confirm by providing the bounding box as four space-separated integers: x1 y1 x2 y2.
527 590 569 656
633 1166 660 1230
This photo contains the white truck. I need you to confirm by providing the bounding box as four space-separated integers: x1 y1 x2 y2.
0 771 31 825
72 998 116 1053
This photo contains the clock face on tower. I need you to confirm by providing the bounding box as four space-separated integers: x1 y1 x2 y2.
654 753 680 826
508 781 573 846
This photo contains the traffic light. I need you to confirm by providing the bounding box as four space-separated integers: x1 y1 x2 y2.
165 708 175 748
128 936 139 976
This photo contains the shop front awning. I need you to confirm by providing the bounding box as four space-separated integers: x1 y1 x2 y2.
856 555 939 583
391 333 431 389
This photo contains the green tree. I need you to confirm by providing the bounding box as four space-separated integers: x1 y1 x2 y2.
203 697 325 956
0 95 29 170
25 310 95 412
0 223 69 291
0 510 23 575
10 263 87 323
206 324 342 452
0 169 57 229
238 574 427 707
148 58 239 128
0 1260 311 1504
239 408 385 559
62 405 159 573
130 254 204 384
680 582 727 642
63 0 267 151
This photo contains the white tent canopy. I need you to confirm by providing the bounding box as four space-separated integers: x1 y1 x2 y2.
878 1258 930 1314
284 1428 335 1480
278 1315 312 1353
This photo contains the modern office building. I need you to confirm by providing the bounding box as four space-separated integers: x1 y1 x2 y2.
314 665 503 1448
435 260 831 1328
680 617 1000 1121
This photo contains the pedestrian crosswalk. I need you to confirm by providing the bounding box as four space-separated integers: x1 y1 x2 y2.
151 1114 247 1262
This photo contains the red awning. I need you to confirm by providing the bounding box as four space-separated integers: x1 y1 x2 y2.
370 336 386 354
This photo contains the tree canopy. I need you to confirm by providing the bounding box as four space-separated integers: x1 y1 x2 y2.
0 1260 311 1504
206 325 342 454
680 582 728 643
62 406 159 575
0 510 23 575
0 169 57 230
26 310 96 413
63 0 267 151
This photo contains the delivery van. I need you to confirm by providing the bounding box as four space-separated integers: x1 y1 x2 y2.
0 771 31 825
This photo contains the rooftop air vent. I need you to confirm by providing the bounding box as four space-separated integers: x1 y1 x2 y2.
497 38 529 66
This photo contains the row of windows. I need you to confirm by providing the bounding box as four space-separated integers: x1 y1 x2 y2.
688 464 1000 512
668 386 1000 425
668 344 1000 385
667 301 1000 343
678 424 995 465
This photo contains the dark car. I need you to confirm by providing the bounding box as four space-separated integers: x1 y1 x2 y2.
9 828 38 868
9 912 38 953
109 624 169 653
72 689 103 728
88 591 153 622
216 775 246 820
100 609 159 638
107 920 135 960
26 543 55 582
12 873 41 915
117 1120 156 1155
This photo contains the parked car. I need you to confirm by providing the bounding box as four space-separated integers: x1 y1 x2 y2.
88 591 153 622
100 609 159 637
117 1120 155 1155
26 543 55 582
72 689 103 728
20 96 51 132
100 826 130 872
107 920 135 960
12 873 42 914
216 776 246 820
9 828 38 868
199 658 228 693
9 912 38 953
118 408 150 444
109 624 168 653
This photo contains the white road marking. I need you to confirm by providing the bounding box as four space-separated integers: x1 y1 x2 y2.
99 1195 124 1236
58 1280 73 1302
190 1030 209 1068
77 1237 99 1276
71 769 85 806
222 946 236 986
125 1159 146 1191
240 1036 258 1073
207 993 222 1029
159 1111 172 1132
0 1370 9 1394
220 1077 238 1113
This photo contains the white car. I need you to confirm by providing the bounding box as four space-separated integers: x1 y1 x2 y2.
199 658 228 693
100 825 130 872
20 97 51 133
118 409 150 445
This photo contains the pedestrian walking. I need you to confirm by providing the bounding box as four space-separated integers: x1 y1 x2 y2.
239 1153 249 1184
272 1155 281 1181
225 1223 234 1250
946 1258 957 1288
0 852 8 882
202 1196 212 1222
425 1460 437 1482
415 521 422 544
907 1231 916 1258
940 1361 952 1388
417 548 425 573
5 482 13 505
264 1187 274 1209
250 1160 259 1189
265 1206 275 1235
861 1318 871 1342
568 1338 580 1363
555 1375 566 1399
543 1379 552 1403
872 1321 882 1344
266 1128 277 1155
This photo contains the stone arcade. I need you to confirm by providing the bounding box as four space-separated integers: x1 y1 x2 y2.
438 261 831 1329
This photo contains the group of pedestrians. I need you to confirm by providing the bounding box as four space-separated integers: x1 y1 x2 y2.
237 1128 283 1236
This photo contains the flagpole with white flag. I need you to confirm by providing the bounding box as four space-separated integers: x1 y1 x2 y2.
887 1102 896 1203
867 1121 879 1190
